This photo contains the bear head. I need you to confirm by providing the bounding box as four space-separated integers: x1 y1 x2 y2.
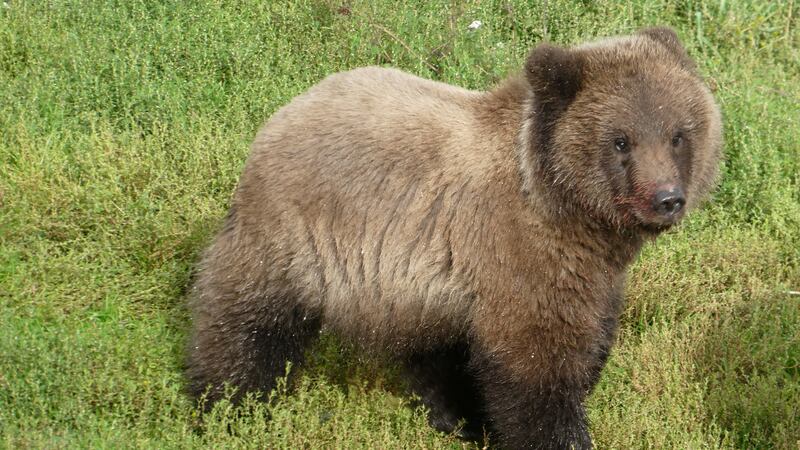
523 27 722 233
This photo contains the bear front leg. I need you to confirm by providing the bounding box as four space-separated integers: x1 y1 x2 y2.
472 349 592 449
469 304 611 449
404 343 486 440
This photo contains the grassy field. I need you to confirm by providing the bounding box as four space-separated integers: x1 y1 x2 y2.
1 0 798 448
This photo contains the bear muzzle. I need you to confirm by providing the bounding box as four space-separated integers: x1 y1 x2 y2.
652 185 686 220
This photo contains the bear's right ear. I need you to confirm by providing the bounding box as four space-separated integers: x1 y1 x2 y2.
638 27 697 71
525 43 584 109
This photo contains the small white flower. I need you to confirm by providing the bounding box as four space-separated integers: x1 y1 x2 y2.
468 20 482 30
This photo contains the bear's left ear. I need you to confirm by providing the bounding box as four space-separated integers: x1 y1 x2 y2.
525 43 584 111
638 27 697 71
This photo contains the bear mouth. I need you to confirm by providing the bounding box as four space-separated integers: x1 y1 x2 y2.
632 208 685 233
639 221 676 234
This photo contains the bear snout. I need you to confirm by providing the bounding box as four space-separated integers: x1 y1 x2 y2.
651 185 686 221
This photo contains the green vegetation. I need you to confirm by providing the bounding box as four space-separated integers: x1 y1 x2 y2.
1 0 798 448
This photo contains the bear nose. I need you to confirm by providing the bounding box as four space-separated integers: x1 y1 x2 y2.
652 187 685 218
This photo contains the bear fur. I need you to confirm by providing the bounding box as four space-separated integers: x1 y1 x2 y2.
186 27 722 449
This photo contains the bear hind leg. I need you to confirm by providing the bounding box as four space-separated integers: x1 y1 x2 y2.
186 218 321 408
187 290 321 408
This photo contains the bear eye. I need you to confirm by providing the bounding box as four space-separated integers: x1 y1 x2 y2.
671 133 683 147
614 137 629 153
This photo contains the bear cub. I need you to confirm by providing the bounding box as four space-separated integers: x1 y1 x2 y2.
187 27 722 449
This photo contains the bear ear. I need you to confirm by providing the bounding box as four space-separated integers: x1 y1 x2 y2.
638 26 696 70
525 43 584 108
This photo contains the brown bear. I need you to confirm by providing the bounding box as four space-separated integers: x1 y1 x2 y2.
186 27 722 449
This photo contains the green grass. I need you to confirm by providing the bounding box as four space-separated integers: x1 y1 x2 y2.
1 0 798 448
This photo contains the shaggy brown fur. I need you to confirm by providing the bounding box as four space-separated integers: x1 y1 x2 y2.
186 27 722 449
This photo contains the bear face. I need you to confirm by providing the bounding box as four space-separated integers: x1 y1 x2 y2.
524 28 722 233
